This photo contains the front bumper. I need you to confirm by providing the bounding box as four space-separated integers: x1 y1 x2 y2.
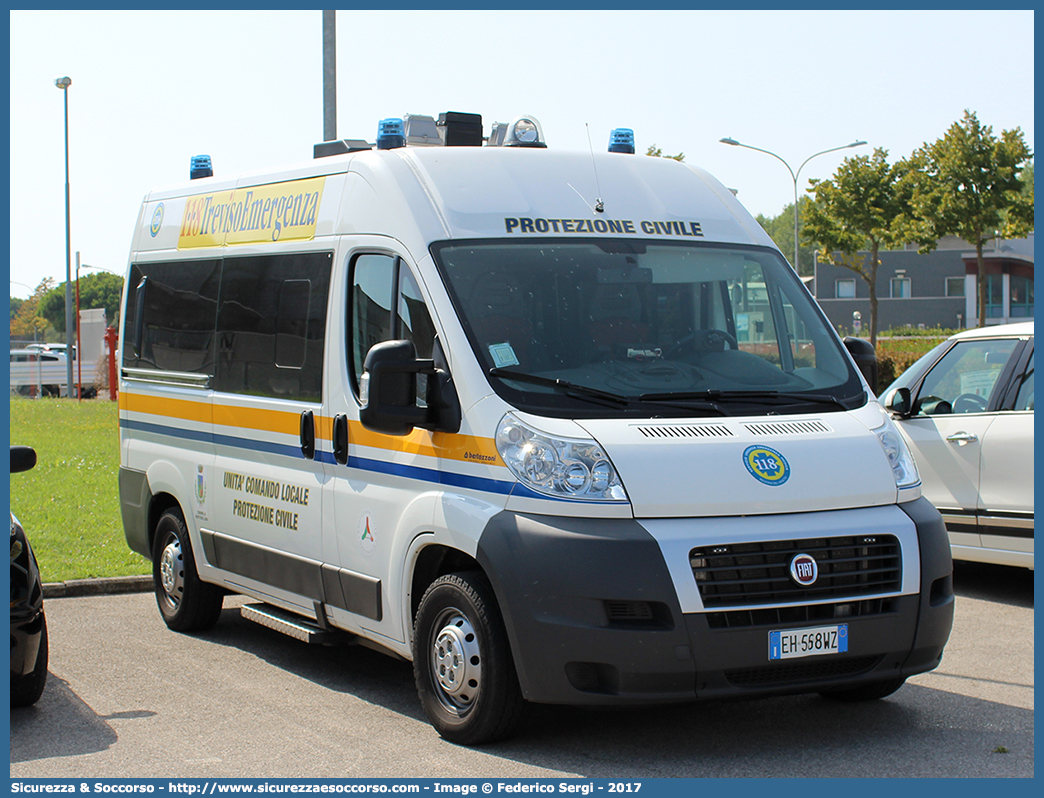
10 608 45 677
10 520 46 677
476 497 954 705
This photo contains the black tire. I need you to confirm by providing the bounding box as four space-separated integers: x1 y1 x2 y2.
152 508 224 632
11 614 48 707
820 676 906 702
412 571 526 745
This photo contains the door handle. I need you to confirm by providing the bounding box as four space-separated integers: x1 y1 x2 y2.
300 410 316 459
333 414 349 465
946 431 978 446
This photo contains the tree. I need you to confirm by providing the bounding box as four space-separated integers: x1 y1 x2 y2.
10 278 54 341
755 197 816 276
38 271 123 334
905 111 1034 327
645 145 685 162
802 148 911 348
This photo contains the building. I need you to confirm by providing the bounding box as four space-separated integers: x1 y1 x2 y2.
813 234 1034 334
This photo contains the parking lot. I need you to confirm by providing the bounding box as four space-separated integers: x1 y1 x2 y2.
9 561 1033 779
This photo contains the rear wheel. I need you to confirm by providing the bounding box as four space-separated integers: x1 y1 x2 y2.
152 508 223 632
820 676 906 701
413 572 526 745
11 614 48 707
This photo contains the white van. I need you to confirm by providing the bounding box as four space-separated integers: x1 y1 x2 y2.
119 113 954 744
10 349 67 397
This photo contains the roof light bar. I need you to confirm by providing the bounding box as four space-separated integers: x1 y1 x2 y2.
190 154 212 179
377 118 406 150
609 128 635 154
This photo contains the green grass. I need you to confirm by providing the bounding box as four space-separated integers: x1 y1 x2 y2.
9 396 151 583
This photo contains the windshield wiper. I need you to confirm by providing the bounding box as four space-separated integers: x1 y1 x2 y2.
640 389 862 411
489 369 730 415
488 368 633 407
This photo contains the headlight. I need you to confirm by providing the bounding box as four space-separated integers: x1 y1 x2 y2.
496 413 628 502
874 416 920 489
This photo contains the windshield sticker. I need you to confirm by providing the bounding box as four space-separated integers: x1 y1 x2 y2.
504 217 703 237
489 342 520 368
743 445 791 486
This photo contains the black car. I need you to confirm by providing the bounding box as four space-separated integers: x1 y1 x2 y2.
10 445 47 706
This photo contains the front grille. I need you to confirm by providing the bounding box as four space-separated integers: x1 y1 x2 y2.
725 655 881 687
691 535 901 608
705 597 897 629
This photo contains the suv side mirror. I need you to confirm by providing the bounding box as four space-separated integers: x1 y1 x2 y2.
359 339 461 436
10 446 37 473
843 337 878 393
883 387 912 418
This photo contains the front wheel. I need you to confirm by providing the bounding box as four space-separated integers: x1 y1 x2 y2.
152 508 224 632
412 572 526 745
819 676 906 702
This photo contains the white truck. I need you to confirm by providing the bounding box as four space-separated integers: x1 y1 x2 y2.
118 112 953 744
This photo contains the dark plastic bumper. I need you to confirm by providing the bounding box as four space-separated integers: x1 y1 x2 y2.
477 497 953 705
10 521 46 677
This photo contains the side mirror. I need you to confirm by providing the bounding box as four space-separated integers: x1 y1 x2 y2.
10 446 37 474
843 337 878 394
360 340 431 436
359 339 462 437
884 387 912 418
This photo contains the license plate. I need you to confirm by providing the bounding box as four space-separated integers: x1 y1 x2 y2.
769 624 848 660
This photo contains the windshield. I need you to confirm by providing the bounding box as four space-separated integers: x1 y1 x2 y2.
432 239 864 417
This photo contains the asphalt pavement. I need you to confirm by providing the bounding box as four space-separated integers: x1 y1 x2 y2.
10 561 1034 779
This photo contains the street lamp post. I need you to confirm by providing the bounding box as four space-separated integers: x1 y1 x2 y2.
76 251 82 400
719 137 867 274
56 76 73 397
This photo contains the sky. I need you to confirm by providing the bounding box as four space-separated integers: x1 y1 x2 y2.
7 8 1035 298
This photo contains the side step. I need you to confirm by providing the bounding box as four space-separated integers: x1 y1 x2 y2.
241 603 338 644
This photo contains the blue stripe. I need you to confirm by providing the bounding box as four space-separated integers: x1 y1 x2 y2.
120 418 625 505
346 455 515 495
121 418 303 459
120 417 515 494
121 418 213 444
213 432 301 459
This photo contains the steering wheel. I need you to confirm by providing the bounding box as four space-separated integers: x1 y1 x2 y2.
951 393 988 414
666 329 738 359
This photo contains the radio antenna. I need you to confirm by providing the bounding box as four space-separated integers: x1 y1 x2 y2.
585 123 605 213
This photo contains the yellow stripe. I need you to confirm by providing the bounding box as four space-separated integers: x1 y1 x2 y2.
213 403 302 437
120 392 212 424
119 392 500 463
348 421 502 465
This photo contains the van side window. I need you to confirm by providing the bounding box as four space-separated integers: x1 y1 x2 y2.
214 252 332 402
123 260 220 374
399 267 435 360
349 253 435 399
351 254 396 391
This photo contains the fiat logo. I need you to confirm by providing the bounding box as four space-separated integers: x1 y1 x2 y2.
790 553 818 586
